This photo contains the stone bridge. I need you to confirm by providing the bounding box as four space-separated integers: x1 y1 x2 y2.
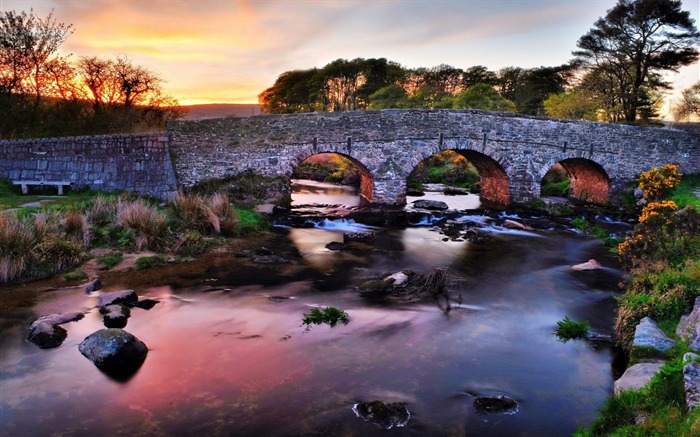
169 109 699 206
2 109 699 207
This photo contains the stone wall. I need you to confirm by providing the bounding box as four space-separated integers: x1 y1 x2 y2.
0 133 177 199
169 109 700 205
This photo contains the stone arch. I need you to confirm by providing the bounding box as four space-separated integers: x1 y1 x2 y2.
456 149 510 206
292 151 374 203
542 158 611 204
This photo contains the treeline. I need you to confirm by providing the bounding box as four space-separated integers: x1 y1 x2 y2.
0 10 184 139
259 58 569 117
260 0 699 124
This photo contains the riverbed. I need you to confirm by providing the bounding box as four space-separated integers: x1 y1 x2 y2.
0 181 625 436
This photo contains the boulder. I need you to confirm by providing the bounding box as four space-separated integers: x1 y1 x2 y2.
684 353 700 410
571 259 603 271
631 317 675 361
412 199 448 210
131 299 160 310
96 290 137 307
614 362 664 395
27 323 68 349
100 305 131 328
343 231 375 243
676 297 700 352
352 400 410 429
503 219 534 231
28 312 84 330
473 395 518 415
78 328 148 370
443 186 470 195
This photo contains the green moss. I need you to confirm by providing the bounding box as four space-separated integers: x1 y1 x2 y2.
63 270 88 282
358 279 391 294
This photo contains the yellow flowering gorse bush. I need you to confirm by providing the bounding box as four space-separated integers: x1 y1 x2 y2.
638 164 682 200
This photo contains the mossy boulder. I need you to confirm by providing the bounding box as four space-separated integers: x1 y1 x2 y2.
79 328 148 371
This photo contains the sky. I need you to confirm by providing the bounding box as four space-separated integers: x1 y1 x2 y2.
3 0 699 113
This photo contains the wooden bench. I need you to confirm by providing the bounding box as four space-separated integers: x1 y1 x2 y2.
12 180 72 195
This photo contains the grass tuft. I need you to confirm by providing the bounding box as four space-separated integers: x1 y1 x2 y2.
554 316 590 341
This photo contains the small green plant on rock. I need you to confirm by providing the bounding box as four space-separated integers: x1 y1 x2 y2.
302 307 349 326
554 316 590 341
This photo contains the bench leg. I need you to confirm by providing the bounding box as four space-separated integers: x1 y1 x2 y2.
57 185 64 195
21 184 28 194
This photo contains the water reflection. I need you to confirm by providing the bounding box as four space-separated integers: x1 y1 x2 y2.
0 190 623 437
291 179 361 206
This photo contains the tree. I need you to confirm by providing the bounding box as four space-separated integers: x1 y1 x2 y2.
453 83 516 112
544 90 600 121
574 0 700 122
367 84 409 109
672 81 700 121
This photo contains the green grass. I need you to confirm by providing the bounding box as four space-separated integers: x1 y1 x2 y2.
63 270 88 282
669 174 700 209
554 316 590 341
135 254 168 269
0 179 118 212
302 307 350 326
235 208 268 234
541 179 570 197
574 353 697 437
97 252 123 269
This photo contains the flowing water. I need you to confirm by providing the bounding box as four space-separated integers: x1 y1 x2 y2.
0 181 625 437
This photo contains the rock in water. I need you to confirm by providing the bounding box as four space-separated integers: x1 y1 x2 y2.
27 323 68 349
84 278 102 293
503 219 534 231
571 259 603 271
79 329 148 370
29 312 84 330
100 305 131 328
325 241 346 251
96 290 137 307
473 395 518 414
343 231 375 243
412 199 448 210
352 400 410 429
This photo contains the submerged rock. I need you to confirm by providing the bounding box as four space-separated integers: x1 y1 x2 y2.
96 290 137 307
78 328 148 370
473 395 518 415
27 323 68 349
503 219 534 231
412 199 448 210
131 299 160 310
632 317 675 361
325 241 346 251
352 400 410 429
571 259 603 271
252 255 290 264
677 297 700 352
614 362 664 395
343 231 375 243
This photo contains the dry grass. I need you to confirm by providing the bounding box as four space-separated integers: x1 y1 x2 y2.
87 194 118 227
117 199 169 251
171 192 238 236
64 211 91 246
0 215 37 283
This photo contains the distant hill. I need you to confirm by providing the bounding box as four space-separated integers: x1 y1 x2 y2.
182 103 262 120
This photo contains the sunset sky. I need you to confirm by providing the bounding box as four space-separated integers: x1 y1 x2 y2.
3 0 699 111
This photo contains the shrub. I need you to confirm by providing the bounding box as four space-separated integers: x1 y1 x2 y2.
87 194 118 227
638 164 682 200
34 238 84 275
639 200 678 225
32 212 61 240
177 230 208 256
0 215 37 282
117 199 169 251
554 316 590 341
302 307 350 326
64 270 88 282
64 211 90 246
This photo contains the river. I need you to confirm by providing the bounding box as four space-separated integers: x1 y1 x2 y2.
0 180 625 436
